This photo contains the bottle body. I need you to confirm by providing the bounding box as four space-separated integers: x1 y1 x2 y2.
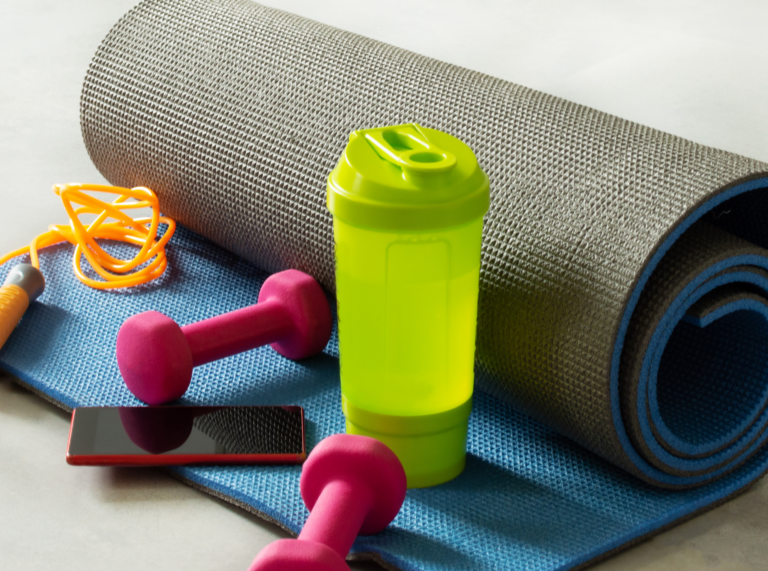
327 123 489 488
334 216 483 487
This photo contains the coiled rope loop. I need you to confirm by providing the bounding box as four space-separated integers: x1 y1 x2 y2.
0 184 176 289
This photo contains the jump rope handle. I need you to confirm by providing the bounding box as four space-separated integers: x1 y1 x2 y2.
0 264 45 350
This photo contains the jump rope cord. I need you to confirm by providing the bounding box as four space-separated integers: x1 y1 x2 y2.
0 183 176 289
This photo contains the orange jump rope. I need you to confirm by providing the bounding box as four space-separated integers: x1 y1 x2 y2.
0 183 175 349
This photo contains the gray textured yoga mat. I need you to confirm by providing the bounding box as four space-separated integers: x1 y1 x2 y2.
80 0 768 489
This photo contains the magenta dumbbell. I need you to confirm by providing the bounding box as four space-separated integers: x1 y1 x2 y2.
116 269 333 405
250 434 407 571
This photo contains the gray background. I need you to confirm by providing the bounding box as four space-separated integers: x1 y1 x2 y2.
1 0 767 569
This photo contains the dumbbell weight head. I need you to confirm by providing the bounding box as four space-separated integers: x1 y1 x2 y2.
257 269 332 361
116 311 192 405
301 434 406 535
249 540 348 571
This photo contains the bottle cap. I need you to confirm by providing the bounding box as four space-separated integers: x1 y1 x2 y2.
327 123 490 231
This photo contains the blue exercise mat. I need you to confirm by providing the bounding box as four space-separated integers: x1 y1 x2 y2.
2 226 767 571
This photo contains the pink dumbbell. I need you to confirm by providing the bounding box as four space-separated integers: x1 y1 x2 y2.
116 269 333 405
249 434 407 571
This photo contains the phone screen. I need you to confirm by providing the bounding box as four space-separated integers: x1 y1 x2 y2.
67 406 305 466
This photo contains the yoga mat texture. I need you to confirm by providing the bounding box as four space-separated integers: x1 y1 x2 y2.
2 0 768 568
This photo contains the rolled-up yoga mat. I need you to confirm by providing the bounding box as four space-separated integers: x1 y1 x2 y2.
80 0 768 489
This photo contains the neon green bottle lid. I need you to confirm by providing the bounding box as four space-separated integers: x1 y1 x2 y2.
327 123 490 231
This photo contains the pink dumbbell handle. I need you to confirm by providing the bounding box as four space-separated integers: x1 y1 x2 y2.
299 479 373 559
182 299 293 367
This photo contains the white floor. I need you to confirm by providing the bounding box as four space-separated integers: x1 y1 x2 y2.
1 1 767 569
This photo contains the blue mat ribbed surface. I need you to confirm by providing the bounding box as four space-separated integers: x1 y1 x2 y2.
2 226 767 571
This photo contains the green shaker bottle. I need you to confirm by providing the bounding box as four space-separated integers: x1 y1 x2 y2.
327 123 490 488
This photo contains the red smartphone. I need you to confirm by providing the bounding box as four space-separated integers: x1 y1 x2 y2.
66 405 305 466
